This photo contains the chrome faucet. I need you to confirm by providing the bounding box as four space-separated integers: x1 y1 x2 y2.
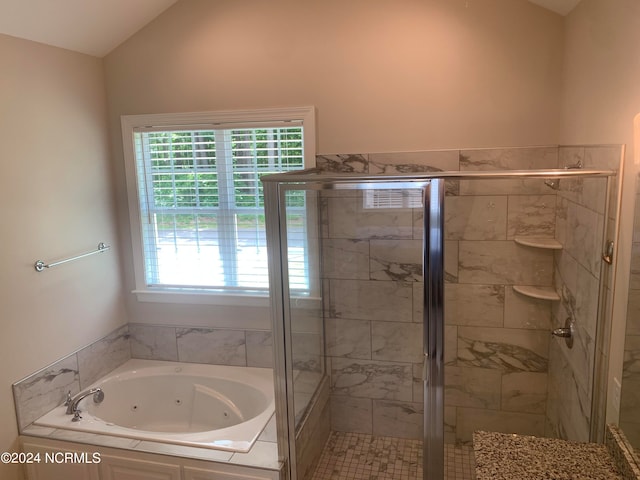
65 387 104 415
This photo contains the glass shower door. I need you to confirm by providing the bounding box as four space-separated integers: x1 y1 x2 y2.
265 177 446 480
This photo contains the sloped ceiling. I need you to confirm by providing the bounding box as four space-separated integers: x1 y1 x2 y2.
527 0 582 15
0 0 177 57
0 0 580 58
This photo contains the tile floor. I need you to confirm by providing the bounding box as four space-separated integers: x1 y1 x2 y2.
311 431 476 480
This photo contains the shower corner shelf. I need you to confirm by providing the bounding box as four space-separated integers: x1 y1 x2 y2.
514 236 563 250
513 285 560 301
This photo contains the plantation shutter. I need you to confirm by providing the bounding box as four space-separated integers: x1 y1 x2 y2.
132 124 307 292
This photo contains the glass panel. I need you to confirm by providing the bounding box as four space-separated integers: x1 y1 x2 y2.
278 183 428 480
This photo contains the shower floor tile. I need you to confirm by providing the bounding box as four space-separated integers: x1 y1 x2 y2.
311 431 476 480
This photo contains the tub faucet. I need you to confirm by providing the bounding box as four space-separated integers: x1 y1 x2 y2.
65 387 104 415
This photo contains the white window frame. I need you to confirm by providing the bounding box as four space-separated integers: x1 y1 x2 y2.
121 106 316 305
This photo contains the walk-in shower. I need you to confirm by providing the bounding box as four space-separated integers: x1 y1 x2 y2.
262 146 623 480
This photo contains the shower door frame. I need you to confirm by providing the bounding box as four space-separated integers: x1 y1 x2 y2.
263 167 617 480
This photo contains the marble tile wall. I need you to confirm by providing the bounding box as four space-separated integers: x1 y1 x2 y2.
545 145 621 443
128 323 276 368
319 147 563 444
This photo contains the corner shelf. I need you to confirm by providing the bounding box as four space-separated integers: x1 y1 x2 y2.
513 285 560 301
514 236 563 250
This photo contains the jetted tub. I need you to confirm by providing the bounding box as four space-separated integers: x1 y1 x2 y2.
33 359 275 452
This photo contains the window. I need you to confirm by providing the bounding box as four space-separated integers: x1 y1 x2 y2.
121 107 315 304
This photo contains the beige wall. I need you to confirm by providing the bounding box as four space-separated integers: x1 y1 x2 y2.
104 0 564 325
0 34 126 480
558 0 640 427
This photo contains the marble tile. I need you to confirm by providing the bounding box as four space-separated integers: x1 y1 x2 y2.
176 328 246 366
13 354 80 430
321 238 370 280
369 239 422 282
460 147 558 171
583 145 623 171
445 325 458 366
456 407 545 443
330 395 373 434
458 241 553 285
330 279 413 322
501 372 548 414
445 284 504 327
620 377 640 425
552 313 595 396
294 370 325 395
77 324 130 389
564 201 605 277
445 366 501 410
445 406 458 444
457 326 549 373
258 414 277 443
229 441 280 469
444 196 507 240
558 146 585 169
316 154 368 173
555 248 579 301
325 318 371 360
129 324 178 361
330 358 413 401
368 150 460 196
246 330 274 368
368 150 459 174
292 332 323 372
625 290 640 336
623 335 640 378
555 196 569 248
407 238 458 281
135 440 232 462
504 286 551 330
629 242 640 290
459 147 558 195
296 393 330 480
52 430 141 450
546 341 591 442
507 194 556 239
326 194 414 240
372 399 423 439
371 321 422 364
575 264 600 340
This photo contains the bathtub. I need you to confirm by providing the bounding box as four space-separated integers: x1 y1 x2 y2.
32 359 275 453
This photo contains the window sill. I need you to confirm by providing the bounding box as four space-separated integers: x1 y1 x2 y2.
132 289 322 309
132 289 271 307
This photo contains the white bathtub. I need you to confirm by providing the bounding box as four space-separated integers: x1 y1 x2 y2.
33 359 275 453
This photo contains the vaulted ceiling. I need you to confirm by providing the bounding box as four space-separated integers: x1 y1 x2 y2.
0 0 581 58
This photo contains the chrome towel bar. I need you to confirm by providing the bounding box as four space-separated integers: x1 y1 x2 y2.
34 242 111 272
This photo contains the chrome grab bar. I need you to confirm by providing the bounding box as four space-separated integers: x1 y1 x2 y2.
34 243 110 272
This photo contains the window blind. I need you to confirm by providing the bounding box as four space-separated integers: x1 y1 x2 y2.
133 126 307 292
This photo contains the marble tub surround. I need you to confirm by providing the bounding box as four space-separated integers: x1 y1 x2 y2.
13 324 130 432
14 322 281 434
316 146 621 444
